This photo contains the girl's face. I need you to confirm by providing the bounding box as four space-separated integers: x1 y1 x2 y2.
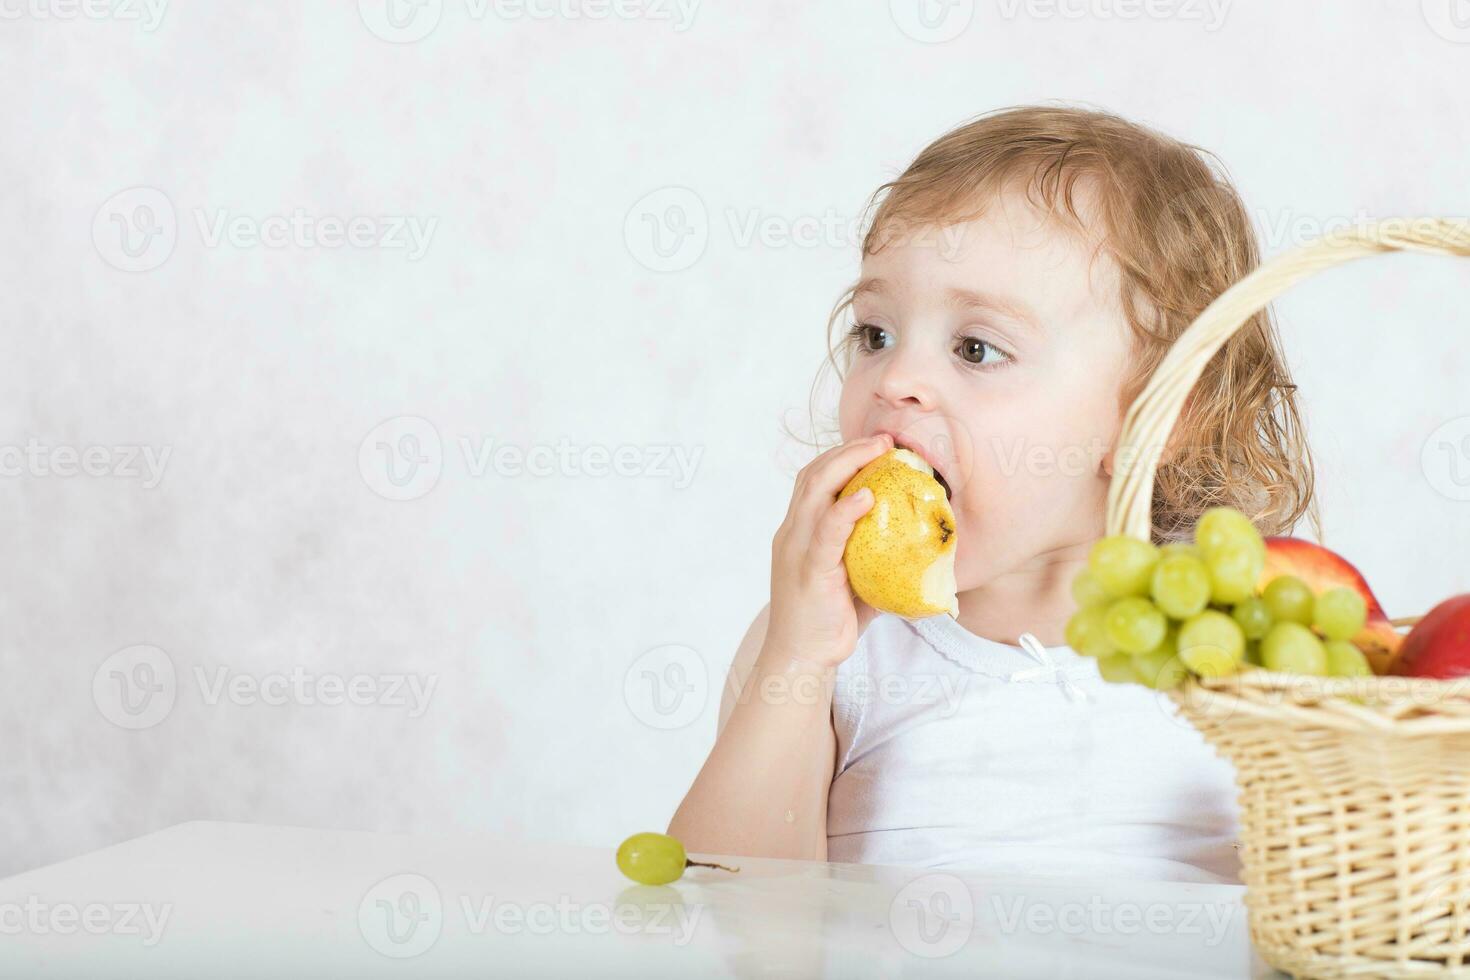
837 190 1137 594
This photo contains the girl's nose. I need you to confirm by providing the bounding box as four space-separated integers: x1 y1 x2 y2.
874 347 940 411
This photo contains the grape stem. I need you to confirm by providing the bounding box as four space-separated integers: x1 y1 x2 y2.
685 859 740 873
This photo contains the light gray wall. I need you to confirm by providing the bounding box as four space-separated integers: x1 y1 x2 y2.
3 0 1468 876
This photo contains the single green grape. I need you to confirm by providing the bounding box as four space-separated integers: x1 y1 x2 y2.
1132 647 1188 691
1194 507 1265 560
1150 553 1211 620
1095 653 1137 685
1231 596 1273 641
1261 621 1327 675
1325 639 1372 678
1314 588 1367 641
1088 536 1160 598
1065 606 1116 658
1263 576 1315 625
1177 610 1246 678
616 833 687 885
1103 596 1168 655
1205 540 1265 605
616 833 736 885
1070 569 1111 609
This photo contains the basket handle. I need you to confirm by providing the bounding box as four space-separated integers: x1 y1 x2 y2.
1105 218 1470 540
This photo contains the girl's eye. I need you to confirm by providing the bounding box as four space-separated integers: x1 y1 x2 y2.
957 335 1011 368
847 323 892 353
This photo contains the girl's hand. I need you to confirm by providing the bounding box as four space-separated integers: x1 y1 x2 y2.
764 433 893 669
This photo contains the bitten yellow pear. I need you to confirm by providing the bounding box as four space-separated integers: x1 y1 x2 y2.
838 448 959 619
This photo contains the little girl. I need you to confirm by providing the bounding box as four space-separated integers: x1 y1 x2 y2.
669 105 1314 885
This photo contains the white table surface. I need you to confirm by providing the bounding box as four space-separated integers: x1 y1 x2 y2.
0 821 1278 978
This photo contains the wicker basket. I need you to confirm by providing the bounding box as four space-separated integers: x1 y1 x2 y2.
1105 218 1470 979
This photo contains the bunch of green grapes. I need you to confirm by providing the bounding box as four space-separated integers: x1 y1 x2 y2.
1066 507 1373 689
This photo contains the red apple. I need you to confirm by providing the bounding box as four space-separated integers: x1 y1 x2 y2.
1391 595 1470 679
1260 537 1403 674
1260 537 1388 617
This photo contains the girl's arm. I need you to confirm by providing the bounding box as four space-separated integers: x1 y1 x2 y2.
667 604 838 861
668 433 894 861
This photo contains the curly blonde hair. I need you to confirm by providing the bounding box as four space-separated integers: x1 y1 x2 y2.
804 103 1318 544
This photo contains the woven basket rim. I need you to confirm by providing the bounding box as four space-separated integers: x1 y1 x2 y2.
1169 671 1470 735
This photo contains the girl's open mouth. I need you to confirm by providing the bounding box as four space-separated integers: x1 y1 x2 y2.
934 468 953 502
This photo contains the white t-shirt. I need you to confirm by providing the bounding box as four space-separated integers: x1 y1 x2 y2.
826 613 1241 884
